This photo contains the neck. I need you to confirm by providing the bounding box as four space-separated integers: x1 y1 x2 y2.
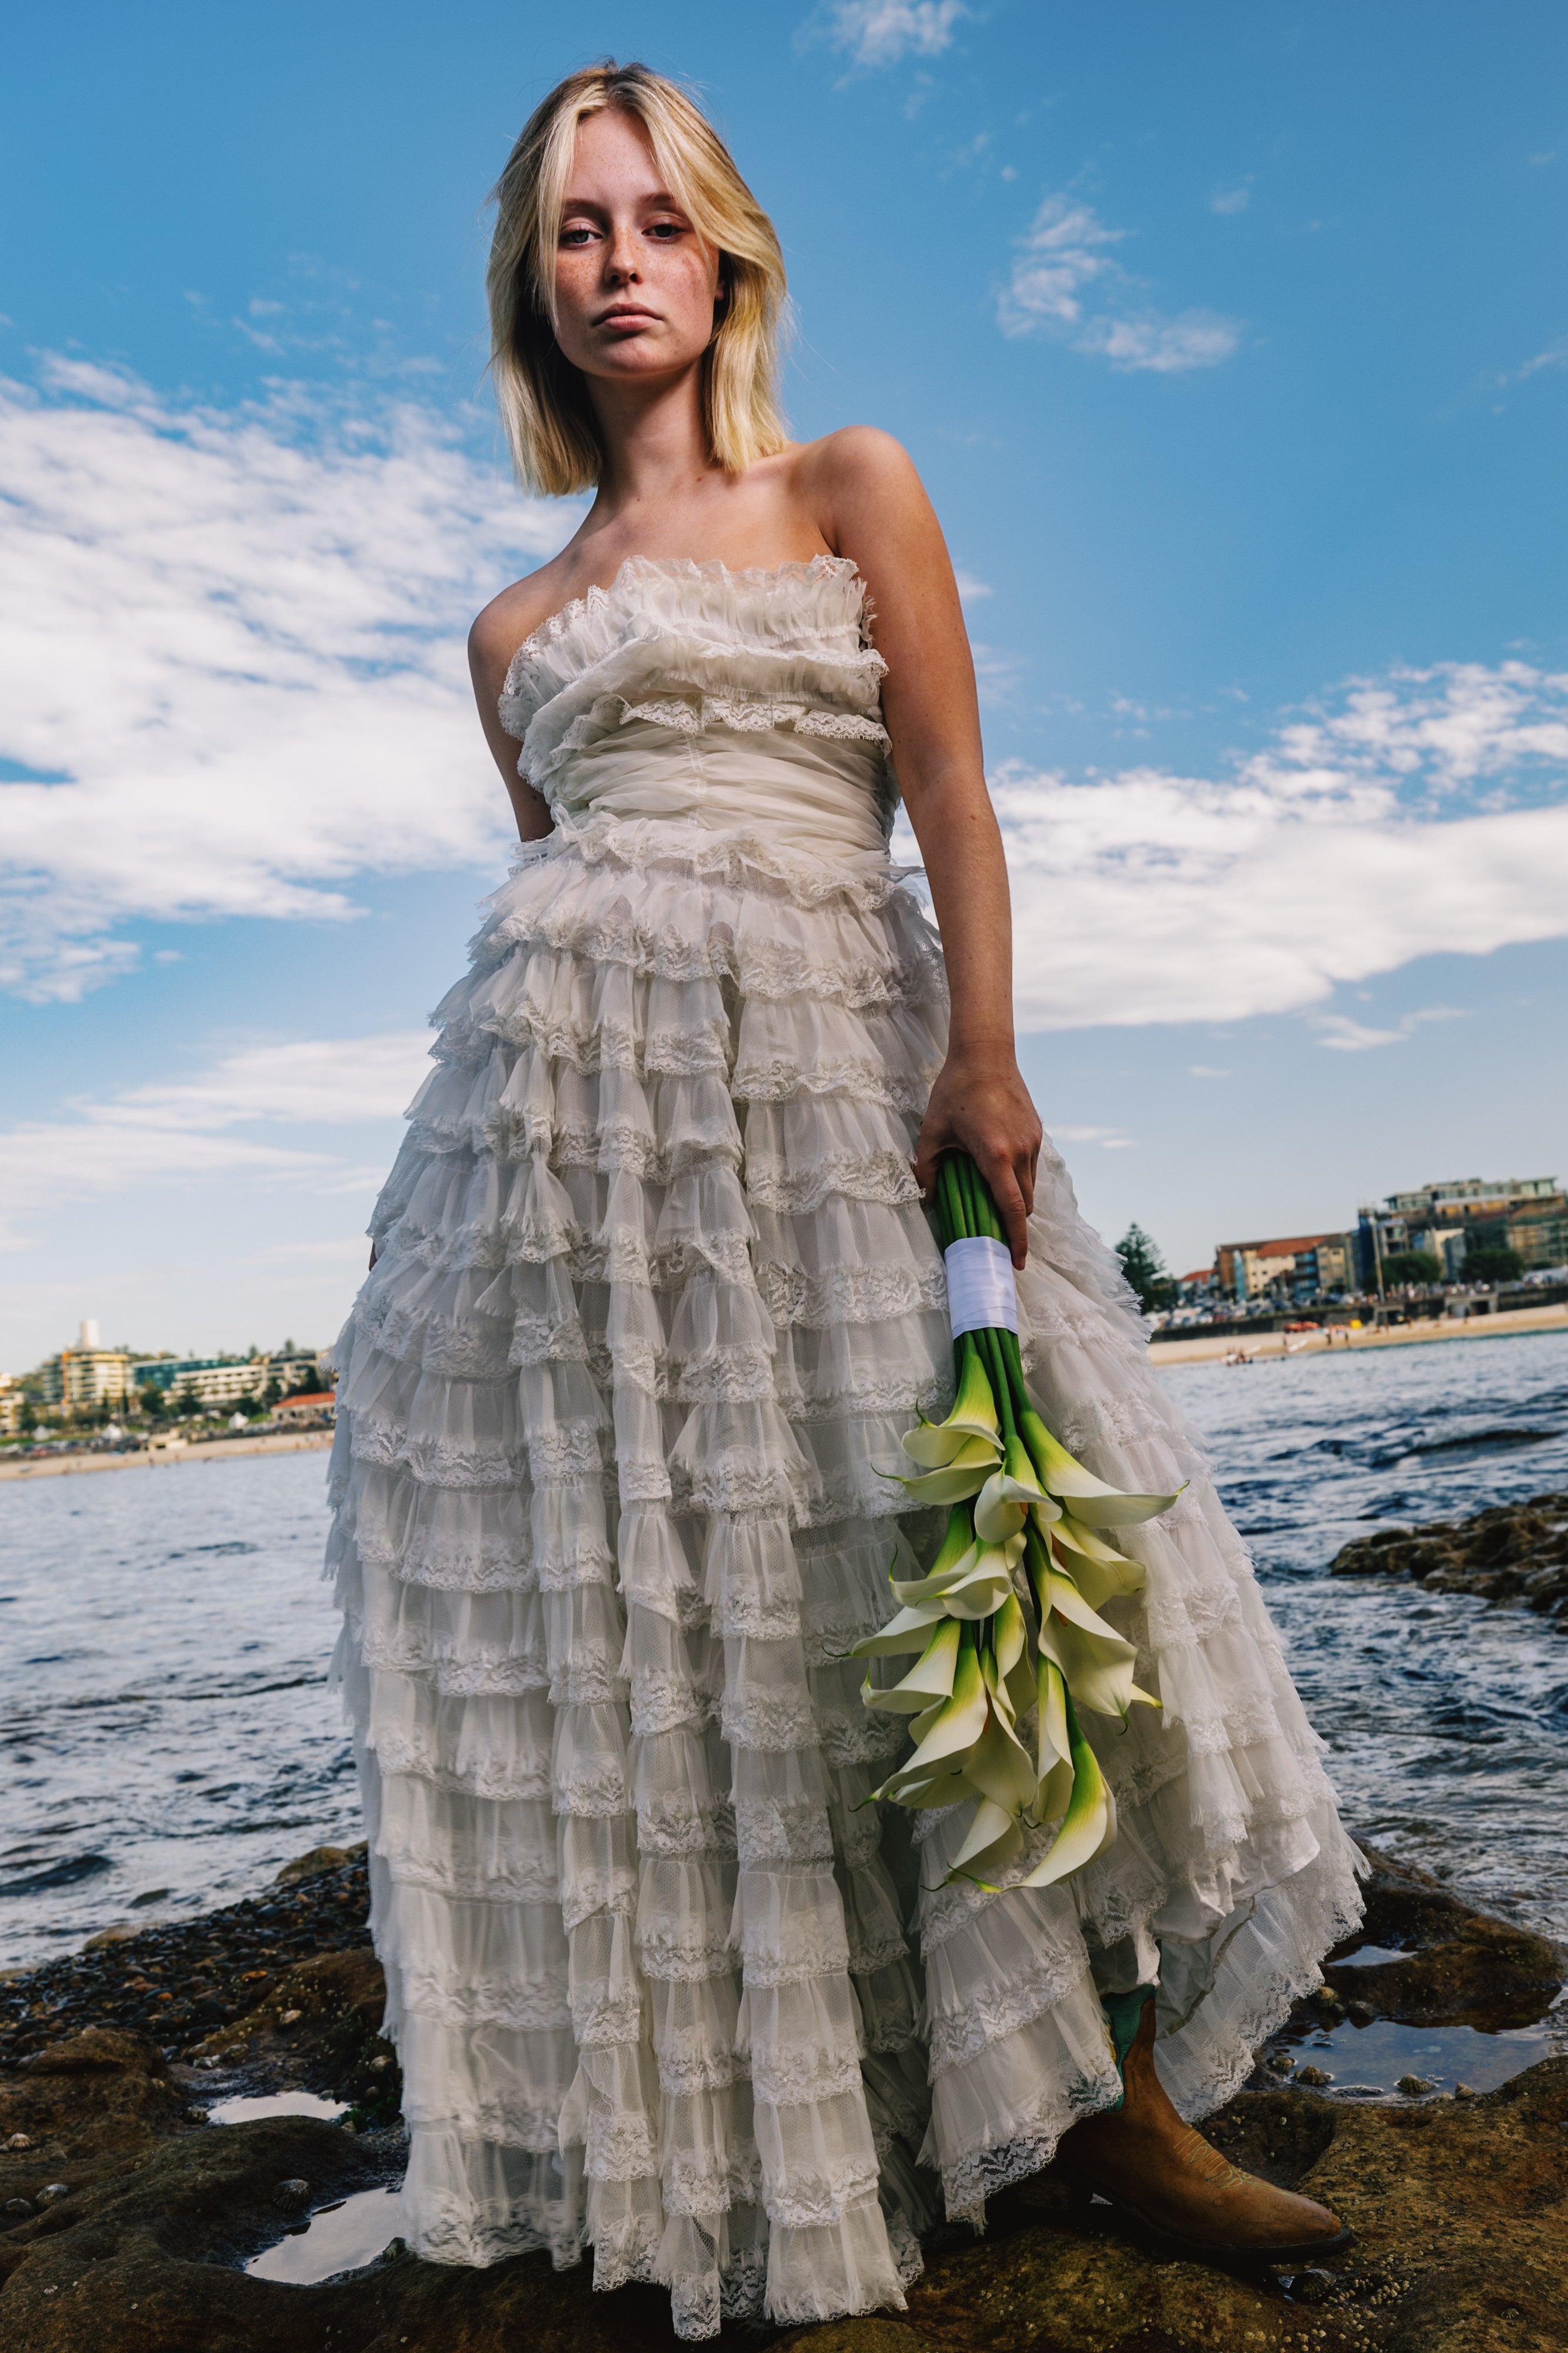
585 360 716 518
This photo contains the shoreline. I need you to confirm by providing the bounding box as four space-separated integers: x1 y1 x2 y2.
0 1428 335 1482
6 1306 1566 1465
1148 1298 1568 1367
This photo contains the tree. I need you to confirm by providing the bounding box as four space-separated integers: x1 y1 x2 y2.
1116 1224 1175 1313
1380 1250 1442 1288
174 1381 201 1418
1464 1247 1524 1286
19 1401 37 1435
137 1384 166 1421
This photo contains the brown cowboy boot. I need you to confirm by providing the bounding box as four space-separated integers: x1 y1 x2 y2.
1057 1997 1350 2259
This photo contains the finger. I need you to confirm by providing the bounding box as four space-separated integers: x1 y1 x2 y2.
912 1118 952 1202
985 1161 1029 1268
1017 1145 1037 1220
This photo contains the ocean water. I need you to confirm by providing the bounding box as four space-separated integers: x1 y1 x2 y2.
0 1452 353 1969
2 1327 1566 1972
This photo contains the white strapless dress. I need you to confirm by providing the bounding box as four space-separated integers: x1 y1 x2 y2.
327 556 1361 2338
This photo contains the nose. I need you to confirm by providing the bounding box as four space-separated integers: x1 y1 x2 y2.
603 222 641 285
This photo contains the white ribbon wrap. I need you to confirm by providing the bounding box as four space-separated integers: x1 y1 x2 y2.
943 1235 1018 1337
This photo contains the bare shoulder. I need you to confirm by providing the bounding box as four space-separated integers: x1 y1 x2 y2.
468 554 580 686
792 424 923 504
789 429 937 565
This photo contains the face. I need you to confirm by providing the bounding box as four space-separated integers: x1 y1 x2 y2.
551 108 723 386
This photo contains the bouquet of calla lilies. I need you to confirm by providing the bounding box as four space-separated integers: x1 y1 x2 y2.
853 1152 1180 1890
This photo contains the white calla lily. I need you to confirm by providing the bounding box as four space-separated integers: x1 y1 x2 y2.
948 1797 1026 1880
1048 1515 1147 1611
1019 1698 1119 1888
861 1617 962 1714
1019 1408 1180 1527
1037 1608 1159 1721
893 1432 1003 1508
898 1343 1002 1467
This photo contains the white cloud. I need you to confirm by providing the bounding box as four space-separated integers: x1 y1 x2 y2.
1189 1065 1230 1078
0 361 569 1001
954 569 993 604
991 661 1568 1031
813 0 966 65
1503 339 1568 385
1308 1007 1466 1053
1051 1125 1135 1149
0 1030 431 1246
106 1032 433 1130
1209 184 1252 216
998 194 1241 372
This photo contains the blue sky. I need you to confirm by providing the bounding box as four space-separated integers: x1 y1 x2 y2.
2 0 1566 1365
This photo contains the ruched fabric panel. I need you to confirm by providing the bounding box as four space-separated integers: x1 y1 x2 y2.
328 557 1362 2337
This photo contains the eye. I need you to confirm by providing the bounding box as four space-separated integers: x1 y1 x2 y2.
645 218 688 241
559 223 599 248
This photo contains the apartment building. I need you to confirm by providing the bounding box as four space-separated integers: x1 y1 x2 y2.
37 1321 132 1411
130 1351 325 1408
1215 1232 1358 1303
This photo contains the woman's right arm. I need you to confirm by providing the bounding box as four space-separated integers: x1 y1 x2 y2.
468 595 558 843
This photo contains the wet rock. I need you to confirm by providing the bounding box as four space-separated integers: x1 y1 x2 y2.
273 1843 363 1888
0 1847 375 2072
1396 2075 1436 2096
4 1899 1568 2353
270 2176 310 2214
1297 2065 1333 2087
1330 1490 1568 1621
1321 1842 1566 2029
0 2028 188 2164
7 1839 1567 2351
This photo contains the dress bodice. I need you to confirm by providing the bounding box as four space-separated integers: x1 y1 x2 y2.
498 556 897 863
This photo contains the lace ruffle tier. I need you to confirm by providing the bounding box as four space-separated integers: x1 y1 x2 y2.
328 557 1362 2338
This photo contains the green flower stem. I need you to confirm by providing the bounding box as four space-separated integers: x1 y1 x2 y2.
976 1325 1018 1445
936 1154 970 1248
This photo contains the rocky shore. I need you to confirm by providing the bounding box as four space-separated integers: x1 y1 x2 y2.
1330 1489 1568 1619
2 1842 1565 2352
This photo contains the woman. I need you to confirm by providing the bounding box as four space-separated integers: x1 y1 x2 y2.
328 61 1362 2338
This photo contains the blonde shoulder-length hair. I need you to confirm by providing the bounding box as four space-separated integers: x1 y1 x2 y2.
486 62 789 497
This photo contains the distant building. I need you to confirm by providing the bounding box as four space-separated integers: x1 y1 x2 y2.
129 1349 328 1410
0 1378 26 1435
1384 1176 1559 1220
38 1321 133 1412
271 1391 336 1422
1363 1176 1565 1282
1477 1204 1568 1272
132 1356 266 1408
1215 1233 1357 1304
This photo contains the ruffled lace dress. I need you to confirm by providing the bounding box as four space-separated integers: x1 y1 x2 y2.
327 555 1362 2338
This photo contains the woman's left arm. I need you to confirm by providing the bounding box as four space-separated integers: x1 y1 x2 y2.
802 428 1042 1265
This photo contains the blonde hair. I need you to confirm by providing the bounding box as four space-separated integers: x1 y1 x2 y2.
486 62 788 496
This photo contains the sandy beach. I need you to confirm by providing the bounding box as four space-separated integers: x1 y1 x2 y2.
0 1428 335 1482
1147 1298 1568 1367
